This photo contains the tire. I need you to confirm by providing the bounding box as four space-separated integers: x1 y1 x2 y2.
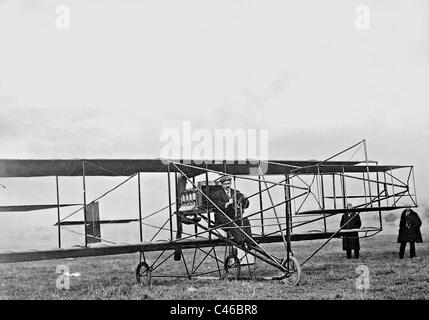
136 261 152 286
224 254 241 279
281 256 301 286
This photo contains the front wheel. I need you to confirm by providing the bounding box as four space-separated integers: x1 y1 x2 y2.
281 256 301 286
136 261 152 286
223 255 241 279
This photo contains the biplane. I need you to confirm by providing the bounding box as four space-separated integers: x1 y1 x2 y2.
0 140 418 286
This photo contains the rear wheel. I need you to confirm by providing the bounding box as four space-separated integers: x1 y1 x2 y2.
136 261 152 286
281 256 301 286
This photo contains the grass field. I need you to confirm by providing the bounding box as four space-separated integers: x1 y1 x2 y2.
0 234 428 300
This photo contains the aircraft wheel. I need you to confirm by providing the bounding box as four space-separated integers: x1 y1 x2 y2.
224 255 241 279
136 261 152 286
281 256 301 286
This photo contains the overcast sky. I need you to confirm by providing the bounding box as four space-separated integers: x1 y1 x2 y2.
0 0 428 248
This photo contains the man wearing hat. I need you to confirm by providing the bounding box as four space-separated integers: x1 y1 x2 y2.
211 175 253 246
397 205 423 259
340 203 362 259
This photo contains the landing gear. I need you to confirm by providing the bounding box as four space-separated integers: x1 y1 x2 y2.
280 256 301 286
223 254 241 279
136 261 152 286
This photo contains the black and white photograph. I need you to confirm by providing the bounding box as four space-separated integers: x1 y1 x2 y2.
0 0 428 305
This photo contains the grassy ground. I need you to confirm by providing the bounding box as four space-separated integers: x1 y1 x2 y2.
0 234 428 300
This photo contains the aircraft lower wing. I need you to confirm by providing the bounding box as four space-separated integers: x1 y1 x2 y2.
0 228 375 263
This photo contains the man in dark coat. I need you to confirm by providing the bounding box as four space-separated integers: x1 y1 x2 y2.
211 175 252 246
340 203 362 259
398 206 423 259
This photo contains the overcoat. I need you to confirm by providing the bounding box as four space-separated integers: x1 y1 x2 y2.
211 188 251 242
211 188 249 219
397 209 423 243
340 212 362 250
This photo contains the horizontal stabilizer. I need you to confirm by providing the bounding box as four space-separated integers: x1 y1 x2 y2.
0 204 81 212
55 219 140 226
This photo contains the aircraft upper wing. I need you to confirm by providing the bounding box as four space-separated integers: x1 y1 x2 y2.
0 159 406 178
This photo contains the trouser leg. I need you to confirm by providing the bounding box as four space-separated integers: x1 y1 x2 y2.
214 213 236 256
399 242 406 259
228 217 252 245
346 249 352 259
174 215 183 261
214 213 231 236
240 217 252 239
215 213 252 244
354 250 359 259
214 211 253 251
410 242 416 258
